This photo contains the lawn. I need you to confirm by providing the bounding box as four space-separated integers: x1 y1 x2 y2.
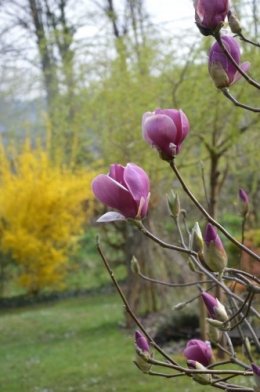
0 291 252 391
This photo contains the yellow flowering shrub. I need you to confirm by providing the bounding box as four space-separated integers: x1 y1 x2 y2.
0 139 97 295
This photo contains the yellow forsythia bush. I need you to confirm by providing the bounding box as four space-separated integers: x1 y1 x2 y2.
0 139 97 294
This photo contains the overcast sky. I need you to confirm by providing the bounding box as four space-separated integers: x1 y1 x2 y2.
148 0 194 29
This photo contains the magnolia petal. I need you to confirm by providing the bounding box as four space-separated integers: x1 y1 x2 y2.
109 164 126 184
97 212 126 222
142 114 177 156
231 61 251 85
124 163 150 202
92 174 138 218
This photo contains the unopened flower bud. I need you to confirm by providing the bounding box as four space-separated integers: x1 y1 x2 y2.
201 292 229 322
188 257 197 272
134 331 152 373
206 318 230 331
237 188 249 217
173 302 186 310
166 190 180 218
206 318 225 329
208 323 221 344
203 224 228 272
131 256 141 274
228 10 242 35
184 339 212 367
190 222 204 253
208 36 250 88
244 336 251 353
187 360 212 385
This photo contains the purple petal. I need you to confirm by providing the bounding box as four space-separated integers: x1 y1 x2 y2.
195 0 229 29
135 331 150 352
109 164 127 187
183 339 212 367
201 292 217 318
204 223 217 246
142 114 177 156
231 61 250 85
252 363 260 377
124 163 150 202
92 175 138 218
252 363 260 387
239 188 249 203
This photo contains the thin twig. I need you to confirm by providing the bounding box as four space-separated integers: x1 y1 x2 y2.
170 159 260 262
138 271 213 288
222 88 260 112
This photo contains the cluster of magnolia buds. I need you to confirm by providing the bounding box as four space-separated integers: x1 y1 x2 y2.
134 330 260 388
189 221 227 274
194 1 250 90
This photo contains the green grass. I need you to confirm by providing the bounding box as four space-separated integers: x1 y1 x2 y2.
0 292 252 391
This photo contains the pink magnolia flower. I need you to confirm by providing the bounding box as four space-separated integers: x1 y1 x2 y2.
194 0 229 35
91 163 150 222
142 108 189 159
183 339 212 367
208 35 250 88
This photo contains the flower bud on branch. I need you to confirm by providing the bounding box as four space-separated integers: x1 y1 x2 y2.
142 108 189 160
203 224 228 272
228 10 242 35
237 188 249 218
134 331 152 373
187 360 212 385
166 190 180 218
208 35 250 89
194 0 229 36
183 339 212 367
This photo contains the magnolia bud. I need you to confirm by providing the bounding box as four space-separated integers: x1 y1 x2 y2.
208 323 221 345
244 337 251 356
173 302 186 310
206 318 230 331
228 10 242 35
206 318 225 329
187 360 212 385
188 257 197 272
190 222 204 253
201 292 229 322
134 331 152 373
166 190 180 218
237 188 249 218
203 224 228 272
131 256 140 274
